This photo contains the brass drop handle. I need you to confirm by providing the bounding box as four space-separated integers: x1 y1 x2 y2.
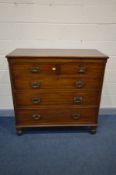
72 113 80 120
76 66 86 73
75 80 84 88
31 67 40 73
74 96 83 104
32 97 41 104
31 82 41 89
32 114 41 120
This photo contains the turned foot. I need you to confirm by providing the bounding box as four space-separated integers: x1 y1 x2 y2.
16 128 23 135
90 126 97 134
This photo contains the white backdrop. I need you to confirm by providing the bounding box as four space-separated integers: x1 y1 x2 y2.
0 0 116 109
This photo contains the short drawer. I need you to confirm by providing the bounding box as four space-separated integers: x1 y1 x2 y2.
15 107 98 125
11 63 59 76
60 63 104 76
14 90 100 106
13 77 102 90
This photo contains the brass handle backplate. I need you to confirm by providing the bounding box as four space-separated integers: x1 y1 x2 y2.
31 67 40 73
76 66 86 73
72 113 80 120
32 97 41 104
74 96 83 104
32 114 41 120
75 80 84 88
31 82 41 89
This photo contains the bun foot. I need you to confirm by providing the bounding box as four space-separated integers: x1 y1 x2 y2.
90 126 97 134
16 128 23 135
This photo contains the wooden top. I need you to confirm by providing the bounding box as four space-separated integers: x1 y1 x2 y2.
6 49 108 59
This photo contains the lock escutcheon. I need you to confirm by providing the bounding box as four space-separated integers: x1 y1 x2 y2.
52 67 56 71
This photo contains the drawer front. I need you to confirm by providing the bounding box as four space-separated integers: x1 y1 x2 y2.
15 107 97 125
14 90 99 106
13 77 102 90
11 62 104 77
60 63 104 76
12 63 59 76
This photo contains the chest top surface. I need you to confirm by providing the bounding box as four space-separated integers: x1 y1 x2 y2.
6 49 108 59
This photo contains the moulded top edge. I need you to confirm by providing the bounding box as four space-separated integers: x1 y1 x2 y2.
6 48 109 59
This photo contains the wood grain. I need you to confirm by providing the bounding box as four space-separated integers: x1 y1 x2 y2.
15 107 98 126
14 90 100 106
6 49 108 134
13 76 102 90
11 61 105 77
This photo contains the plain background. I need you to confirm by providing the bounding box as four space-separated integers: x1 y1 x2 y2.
0 0 116 110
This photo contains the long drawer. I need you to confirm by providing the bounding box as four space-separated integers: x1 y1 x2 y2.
14 90 100 106
13 77 102 90
11 62 104 77
15 107 98 125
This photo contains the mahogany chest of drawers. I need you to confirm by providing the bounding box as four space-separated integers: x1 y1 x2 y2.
6 49 108 135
